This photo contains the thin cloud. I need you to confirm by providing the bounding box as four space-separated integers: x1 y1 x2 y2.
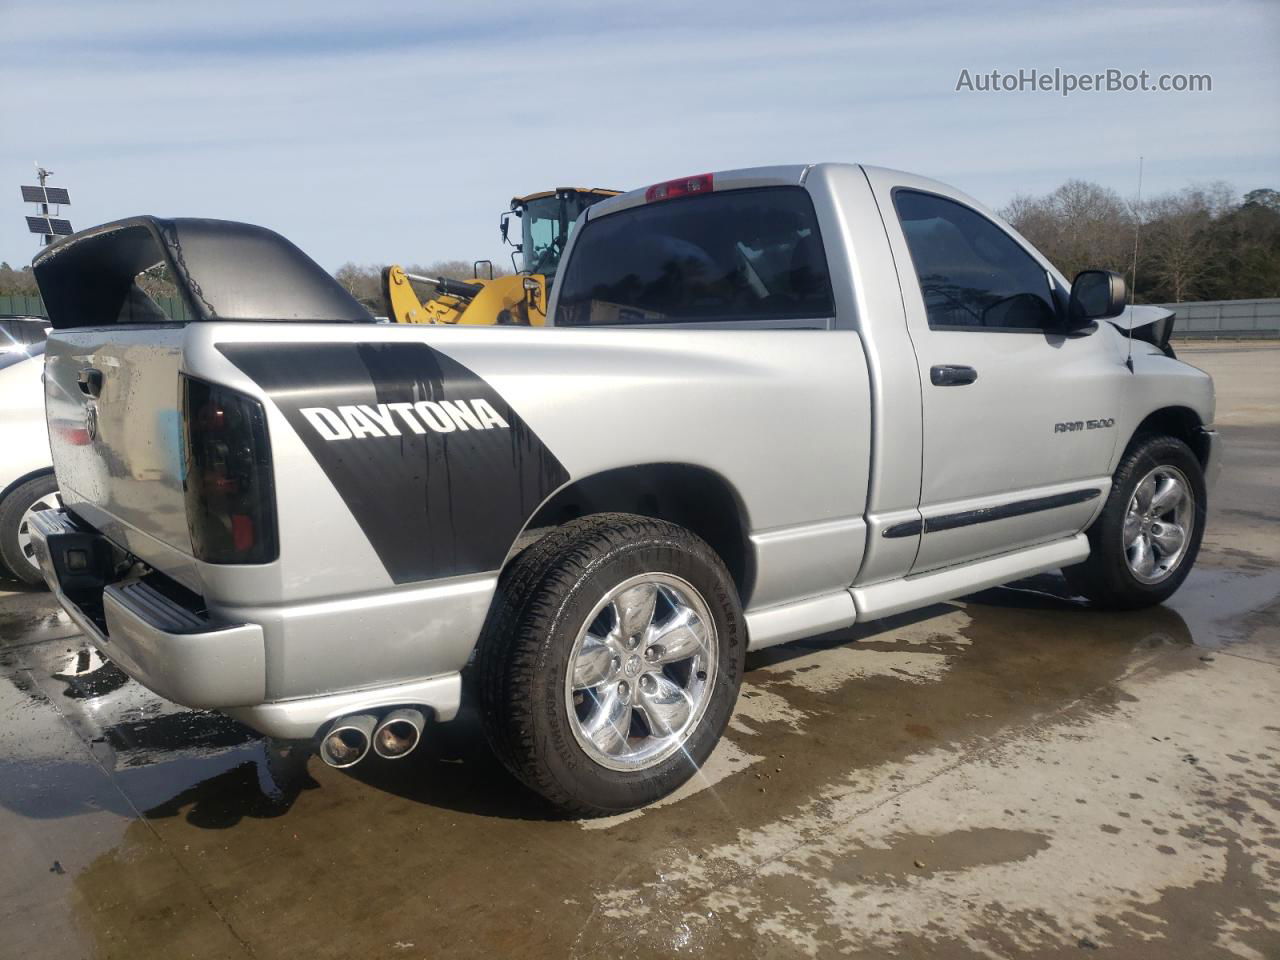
1 0 1276 270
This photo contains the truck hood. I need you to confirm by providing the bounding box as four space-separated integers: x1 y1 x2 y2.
1108 304 1174 334
1108 304 1178 357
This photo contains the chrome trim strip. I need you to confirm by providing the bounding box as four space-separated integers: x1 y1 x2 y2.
883 488 1102 538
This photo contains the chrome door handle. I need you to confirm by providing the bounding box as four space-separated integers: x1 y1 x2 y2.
930 364 978 387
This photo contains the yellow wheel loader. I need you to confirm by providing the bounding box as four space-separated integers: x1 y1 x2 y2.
383 187 618 326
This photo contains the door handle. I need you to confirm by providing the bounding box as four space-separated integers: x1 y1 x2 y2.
930 364 978 387
77 368 104 398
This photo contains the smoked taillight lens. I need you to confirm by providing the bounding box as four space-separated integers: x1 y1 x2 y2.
181 375 278 564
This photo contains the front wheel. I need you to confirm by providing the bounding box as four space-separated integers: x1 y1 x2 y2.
477 513 745 816
1065 435 1206 610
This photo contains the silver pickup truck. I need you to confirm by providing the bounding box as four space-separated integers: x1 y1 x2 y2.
29 163 1218 815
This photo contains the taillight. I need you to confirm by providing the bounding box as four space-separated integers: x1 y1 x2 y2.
181 375 278 564
644 173 714 203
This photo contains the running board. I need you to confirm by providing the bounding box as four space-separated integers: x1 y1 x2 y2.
851 534 1089 622
745 590 857 651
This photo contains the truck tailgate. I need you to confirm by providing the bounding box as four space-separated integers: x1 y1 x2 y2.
44 328 193 564
33 215 372 591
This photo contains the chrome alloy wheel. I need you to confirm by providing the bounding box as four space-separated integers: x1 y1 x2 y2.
564 573 718 772
16 492 60 573
1123 465 1194 584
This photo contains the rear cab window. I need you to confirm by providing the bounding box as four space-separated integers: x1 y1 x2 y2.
555 186 835 326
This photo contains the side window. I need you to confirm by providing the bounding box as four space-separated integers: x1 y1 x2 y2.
555 186 835 326
893 190 1059 331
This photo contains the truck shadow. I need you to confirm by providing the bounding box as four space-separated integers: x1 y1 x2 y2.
141 743 321 828
332 570 1196 821
190 570 1195 825
2 569 1197 830
342 699 561 820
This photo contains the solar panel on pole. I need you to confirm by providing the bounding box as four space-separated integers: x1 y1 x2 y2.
20 169 74 246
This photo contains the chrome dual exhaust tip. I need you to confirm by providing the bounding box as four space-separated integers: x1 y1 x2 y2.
318 708 427 768
319 713 378 769
373 708 425 760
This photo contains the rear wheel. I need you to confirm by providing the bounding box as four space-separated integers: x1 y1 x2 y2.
1065 435 1206 609
477 513 745 816
0 474 59 587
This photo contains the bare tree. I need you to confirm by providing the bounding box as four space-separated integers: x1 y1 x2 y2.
1140 184 1235 302
1242 188 1280 212
1003 193 1059 248
1203 188 1280 299
334 263 382 307
0 263 40 297
1003 180 1132 282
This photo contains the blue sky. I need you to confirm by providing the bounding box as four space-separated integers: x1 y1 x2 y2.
1 0 1277 271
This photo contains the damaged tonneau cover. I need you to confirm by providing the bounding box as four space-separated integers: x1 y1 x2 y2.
32 215 372 329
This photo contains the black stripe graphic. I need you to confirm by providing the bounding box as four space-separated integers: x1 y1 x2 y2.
219 341 568 584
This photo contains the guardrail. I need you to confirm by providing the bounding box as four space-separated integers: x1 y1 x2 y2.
1160 298 1280 339
1 292 191 323
0 294 45 318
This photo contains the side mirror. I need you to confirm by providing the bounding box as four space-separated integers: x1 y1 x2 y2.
1068 269 1126 326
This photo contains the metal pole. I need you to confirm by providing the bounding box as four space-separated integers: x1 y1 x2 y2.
36 164 52 245
1130 156 1143 301
1125 156 1144 372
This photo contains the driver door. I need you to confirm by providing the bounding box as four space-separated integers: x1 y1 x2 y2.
866 170 1125 574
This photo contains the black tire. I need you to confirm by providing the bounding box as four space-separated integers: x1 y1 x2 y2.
1065 435 1206 610
477 513 745 817
0 474 59 587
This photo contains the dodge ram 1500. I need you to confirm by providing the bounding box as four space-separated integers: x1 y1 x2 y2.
28 164 1218 814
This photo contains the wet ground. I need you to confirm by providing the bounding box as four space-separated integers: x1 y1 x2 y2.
1 342 1277 960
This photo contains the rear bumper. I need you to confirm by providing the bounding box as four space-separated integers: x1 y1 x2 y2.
223 674 461 741
29 508 266 709
29 508 462 740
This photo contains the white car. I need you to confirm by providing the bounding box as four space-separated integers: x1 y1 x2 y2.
1 318 57 586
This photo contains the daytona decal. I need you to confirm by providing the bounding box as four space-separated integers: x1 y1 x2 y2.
218 341 568 584
300 398 509 440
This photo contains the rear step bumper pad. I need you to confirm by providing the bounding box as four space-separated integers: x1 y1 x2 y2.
102 586 266 709
29 508 266 710
29 508 464 740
